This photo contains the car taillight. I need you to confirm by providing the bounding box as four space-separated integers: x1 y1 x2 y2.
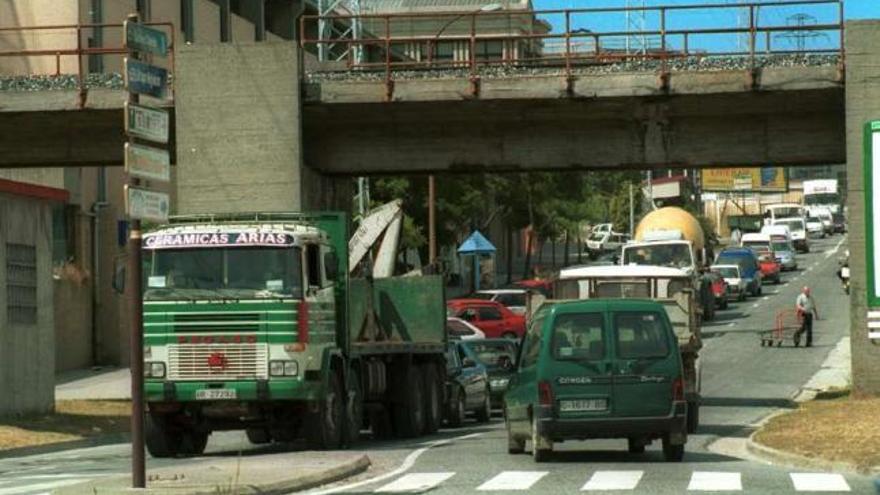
297 300 309 344
538 380 554 406
672 377 685 401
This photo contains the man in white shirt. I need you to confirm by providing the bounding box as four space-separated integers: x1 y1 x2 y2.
795 286 819 347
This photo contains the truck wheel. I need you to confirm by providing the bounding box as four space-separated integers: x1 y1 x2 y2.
627 438 646 454
662 435 685 462
180 430 209 456
344 367 364 447
447 388 466 427
686 401 700 434
531 416 551 462
369 408 394 440
421 363 442 434
246 428 271 445
145 413 181 458
507 417 525 454
393 366 425 438
306 372 344 450
475 388 491 423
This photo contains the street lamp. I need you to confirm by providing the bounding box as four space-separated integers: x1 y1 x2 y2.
428 2 503 63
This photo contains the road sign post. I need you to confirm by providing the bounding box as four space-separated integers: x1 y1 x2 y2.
123 13 170 489
865 120 880 341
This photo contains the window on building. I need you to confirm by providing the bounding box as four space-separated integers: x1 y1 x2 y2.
475 40 504 61
52 204 76 266
7 243 37 325
434 41 455 62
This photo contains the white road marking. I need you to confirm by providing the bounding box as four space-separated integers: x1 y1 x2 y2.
752 303 760 308
308 432 483 494
375 472 455 493
688 471 742 491
0 478 92 495
762 296 769 300
790 473 851 492
783 283 790 287
582 470 643 491
824 238 846 259
477 471 548 491
728 322 736 327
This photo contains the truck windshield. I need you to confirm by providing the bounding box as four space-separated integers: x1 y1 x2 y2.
804 193 839 205
622 244 692 269
144 247 303 300
769 207 803 218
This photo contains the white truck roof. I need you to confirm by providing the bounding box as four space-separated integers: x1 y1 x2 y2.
559 265 689 280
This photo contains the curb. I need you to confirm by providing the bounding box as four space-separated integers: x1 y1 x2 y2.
0 433 129 460
746 429 880 477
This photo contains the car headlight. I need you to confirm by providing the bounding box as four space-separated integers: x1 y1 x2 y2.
270 360 298 377
145 362 165 378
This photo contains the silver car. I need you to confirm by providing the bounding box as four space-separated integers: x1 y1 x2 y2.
771 240 798 271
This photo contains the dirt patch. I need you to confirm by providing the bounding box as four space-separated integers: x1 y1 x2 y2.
0 400 130 451
754 395 880 471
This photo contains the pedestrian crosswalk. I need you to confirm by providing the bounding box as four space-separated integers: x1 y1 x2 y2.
370 470 853 493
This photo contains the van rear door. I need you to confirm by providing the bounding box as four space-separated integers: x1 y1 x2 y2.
546 311 614 418
610 310 680 417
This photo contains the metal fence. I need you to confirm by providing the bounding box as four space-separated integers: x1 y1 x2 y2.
300 0 844 78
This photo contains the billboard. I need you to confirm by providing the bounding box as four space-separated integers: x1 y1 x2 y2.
702 167 788 192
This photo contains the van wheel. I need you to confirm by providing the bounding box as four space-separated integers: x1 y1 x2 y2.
180 429 209 456
627 438 645 454
393 366 425 438
447 388 466 427
662 436 685 462
686 402 700 434
502 332 517 340
507 417 525 454
531 417 551 462
475 389 491 423
421 364 442 434
306 372 344 450
145 413 181 458
246 428 271 445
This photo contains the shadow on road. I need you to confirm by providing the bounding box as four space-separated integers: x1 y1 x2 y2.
536 448 740 464
701 397 796 409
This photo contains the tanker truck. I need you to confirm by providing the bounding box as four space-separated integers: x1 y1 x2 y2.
620 207 715 321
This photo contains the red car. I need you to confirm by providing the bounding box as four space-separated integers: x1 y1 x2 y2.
446 299 526 340
754 250 782 284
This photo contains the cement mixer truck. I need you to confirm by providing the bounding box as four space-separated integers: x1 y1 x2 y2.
620 207 715 321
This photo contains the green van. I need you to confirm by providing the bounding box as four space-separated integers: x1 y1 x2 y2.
504 299 688 462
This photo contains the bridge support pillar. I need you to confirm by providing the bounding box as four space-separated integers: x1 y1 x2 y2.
175 42 307 214
845 20 880 396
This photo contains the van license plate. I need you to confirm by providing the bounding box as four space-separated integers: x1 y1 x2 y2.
195 389 236 400
560 399 607 412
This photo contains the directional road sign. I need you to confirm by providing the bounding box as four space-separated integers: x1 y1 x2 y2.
125 186 170 223
125 143 170 182
124 21 168 56
865 120 880 307
125 102 169 144
124 58 167 98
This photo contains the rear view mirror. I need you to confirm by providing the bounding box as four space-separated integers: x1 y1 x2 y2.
112 256 126 294
324 251 339 281
462 357 477 368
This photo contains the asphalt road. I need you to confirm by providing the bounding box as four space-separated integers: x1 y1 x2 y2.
0 235 867 495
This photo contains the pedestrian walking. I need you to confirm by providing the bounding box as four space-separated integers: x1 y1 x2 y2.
795 286 819 347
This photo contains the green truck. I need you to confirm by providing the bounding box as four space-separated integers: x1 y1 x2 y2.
140 211 447 457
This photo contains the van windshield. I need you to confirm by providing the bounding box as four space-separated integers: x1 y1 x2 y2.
772 241 792 253
742 241 770 252
552 313 604 361
712 266 738 278
614 312 670 359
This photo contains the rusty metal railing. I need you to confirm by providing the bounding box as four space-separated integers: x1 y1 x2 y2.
0 22 175 107
300 0 843 98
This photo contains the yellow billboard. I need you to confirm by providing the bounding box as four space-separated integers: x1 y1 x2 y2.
701 167 787 192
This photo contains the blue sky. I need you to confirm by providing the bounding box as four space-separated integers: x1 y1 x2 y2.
529 0 879 51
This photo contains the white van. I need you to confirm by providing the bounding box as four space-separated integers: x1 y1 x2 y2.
760 224 792 243
740 233 772 254
772 218 809 253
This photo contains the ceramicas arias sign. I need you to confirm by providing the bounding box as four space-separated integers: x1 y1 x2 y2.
143 232 296 249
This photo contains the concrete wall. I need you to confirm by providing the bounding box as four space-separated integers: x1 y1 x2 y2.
845 20 880 396
0 193 55 416
0 0 79 76
54 278 92 371
175 42 303 214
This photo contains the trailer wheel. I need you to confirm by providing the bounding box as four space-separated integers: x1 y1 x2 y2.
246 428 271 445
421 363 442 434
145 413 181 458
393 366 425 438
306 371 344 450
343 367 364 447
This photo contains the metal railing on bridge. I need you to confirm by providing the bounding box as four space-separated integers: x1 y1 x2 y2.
300 0 844 86
0 22 175 107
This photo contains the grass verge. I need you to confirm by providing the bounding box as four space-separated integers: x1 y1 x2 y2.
754 394 880 471
0 400 130 451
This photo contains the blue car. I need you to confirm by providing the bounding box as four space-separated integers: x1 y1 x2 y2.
715 248 763 296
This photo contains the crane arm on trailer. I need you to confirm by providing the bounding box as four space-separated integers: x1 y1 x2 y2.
348 200 403 278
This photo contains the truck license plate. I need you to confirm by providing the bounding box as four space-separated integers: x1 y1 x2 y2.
195 389 236 400
559 399 607 412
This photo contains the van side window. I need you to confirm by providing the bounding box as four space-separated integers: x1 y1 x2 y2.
306 244 321 288
519 317 544 368
614 312 670 359
552 313 604 360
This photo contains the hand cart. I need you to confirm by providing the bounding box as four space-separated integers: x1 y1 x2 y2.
760 308 804 347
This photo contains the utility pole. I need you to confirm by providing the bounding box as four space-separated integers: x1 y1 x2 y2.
629 182 635 236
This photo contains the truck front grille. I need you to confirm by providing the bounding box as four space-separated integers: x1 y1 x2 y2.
171 312 261 332
167 343 268 381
